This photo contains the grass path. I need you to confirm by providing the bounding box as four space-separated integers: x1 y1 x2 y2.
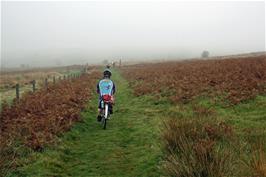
10 70 163 177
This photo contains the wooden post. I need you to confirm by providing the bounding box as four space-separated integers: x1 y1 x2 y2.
32 80 36 92
45 78 48 88
53 76 56 84
59 76 61 80
16 84 19 100
64 75 66 80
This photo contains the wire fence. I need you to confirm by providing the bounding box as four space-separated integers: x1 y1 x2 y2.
1 68 88 104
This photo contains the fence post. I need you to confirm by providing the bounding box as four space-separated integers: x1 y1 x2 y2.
64 75 66 80
53 76 56 84
45 78 48 88
15 84 19 100
32 80 36 92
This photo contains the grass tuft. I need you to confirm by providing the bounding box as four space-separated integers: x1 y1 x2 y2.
162 117 236 177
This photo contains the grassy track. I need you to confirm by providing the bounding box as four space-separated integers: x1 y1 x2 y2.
9 70 163 177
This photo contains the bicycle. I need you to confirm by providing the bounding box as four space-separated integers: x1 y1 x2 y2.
100 94 112 129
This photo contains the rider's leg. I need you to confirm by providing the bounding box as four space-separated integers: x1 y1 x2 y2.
97 100 102 121
109 104 113 114
110 95 115 114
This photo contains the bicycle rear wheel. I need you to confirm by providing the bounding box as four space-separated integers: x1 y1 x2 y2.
102 118 107 129
103 104 109 129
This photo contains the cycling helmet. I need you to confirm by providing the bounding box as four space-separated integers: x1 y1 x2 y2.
103 69 112 78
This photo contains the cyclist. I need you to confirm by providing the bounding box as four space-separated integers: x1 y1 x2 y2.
96 69 116 121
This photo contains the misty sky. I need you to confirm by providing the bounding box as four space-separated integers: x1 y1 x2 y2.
1 1 265 67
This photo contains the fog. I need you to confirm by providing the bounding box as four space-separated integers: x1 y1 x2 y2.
1 1 265 68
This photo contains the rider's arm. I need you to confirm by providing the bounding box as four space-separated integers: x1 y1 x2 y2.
112 82 116 95
96 82 100 94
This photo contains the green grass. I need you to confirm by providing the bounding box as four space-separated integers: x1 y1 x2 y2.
8 69 163 177
190 95 266 131
159 95 266 176
147 93 266 131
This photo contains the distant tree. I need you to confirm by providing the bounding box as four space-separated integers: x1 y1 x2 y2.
201 51 210 58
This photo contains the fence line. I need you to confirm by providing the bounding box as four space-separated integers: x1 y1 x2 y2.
2 68 87 102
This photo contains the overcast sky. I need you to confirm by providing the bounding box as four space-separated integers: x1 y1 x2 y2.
1 1 265 67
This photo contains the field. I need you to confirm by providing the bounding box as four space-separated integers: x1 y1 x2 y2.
1 54 266 177
122 55 266 104
121 54 266 176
